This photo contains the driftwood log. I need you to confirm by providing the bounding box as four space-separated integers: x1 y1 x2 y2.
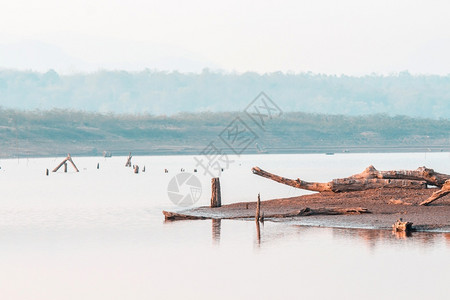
163 207 370 221
351 165 449 187
267 207 369 218
251 166 436 192
420 179 450 206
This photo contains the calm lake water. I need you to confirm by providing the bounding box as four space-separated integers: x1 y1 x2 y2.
0 153 449 299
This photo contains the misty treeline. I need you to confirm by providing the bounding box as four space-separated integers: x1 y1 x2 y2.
0 69 449 119
0 108 448 157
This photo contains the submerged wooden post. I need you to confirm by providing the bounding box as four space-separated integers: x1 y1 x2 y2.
255 193 261 222
66 154 79 172
211 177 221 208
53 157 68 172
125 152 132 167
52 154 79 173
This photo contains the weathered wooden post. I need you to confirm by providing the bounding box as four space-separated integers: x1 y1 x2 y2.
53 154 79 173
210 177 221 208
67 154 79 172
125 152 132 167
46 169 49 176
134 165 139 174
255 193 261 222
97 163 99 169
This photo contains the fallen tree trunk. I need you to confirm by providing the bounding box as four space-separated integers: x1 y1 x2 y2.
252 166 427 192
351 165 449 187
163 207 370 221
420 179 450 206
268 207 370 218
163 211 208 220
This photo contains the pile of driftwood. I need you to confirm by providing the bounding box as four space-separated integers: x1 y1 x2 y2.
252 165 450 206
163 165 449 223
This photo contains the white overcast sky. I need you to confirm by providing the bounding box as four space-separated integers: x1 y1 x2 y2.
1 0 450 75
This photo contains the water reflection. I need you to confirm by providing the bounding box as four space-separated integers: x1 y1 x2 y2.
445 233 450 246
249 222 449 250
330 227 448 249
255 221 261 247
392 230 412 239
164 218 448 250
212 219 221 245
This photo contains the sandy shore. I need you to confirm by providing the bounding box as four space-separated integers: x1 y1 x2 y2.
164 188 450 232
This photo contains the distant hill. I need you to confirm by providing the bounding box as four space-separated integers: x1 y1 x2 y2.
0 109 448 157
0 69 450 118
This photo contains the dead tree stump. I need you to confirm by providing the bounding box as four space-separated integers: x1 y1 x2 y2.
211 178 221 208
392 218 413 232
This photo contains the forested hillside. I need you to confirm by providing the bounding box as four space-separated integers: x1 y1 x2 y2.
1 69 449 118
0 109 448 157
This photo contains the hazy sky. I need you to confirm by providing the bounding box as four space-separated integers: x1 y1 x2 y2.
1 0 450 75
